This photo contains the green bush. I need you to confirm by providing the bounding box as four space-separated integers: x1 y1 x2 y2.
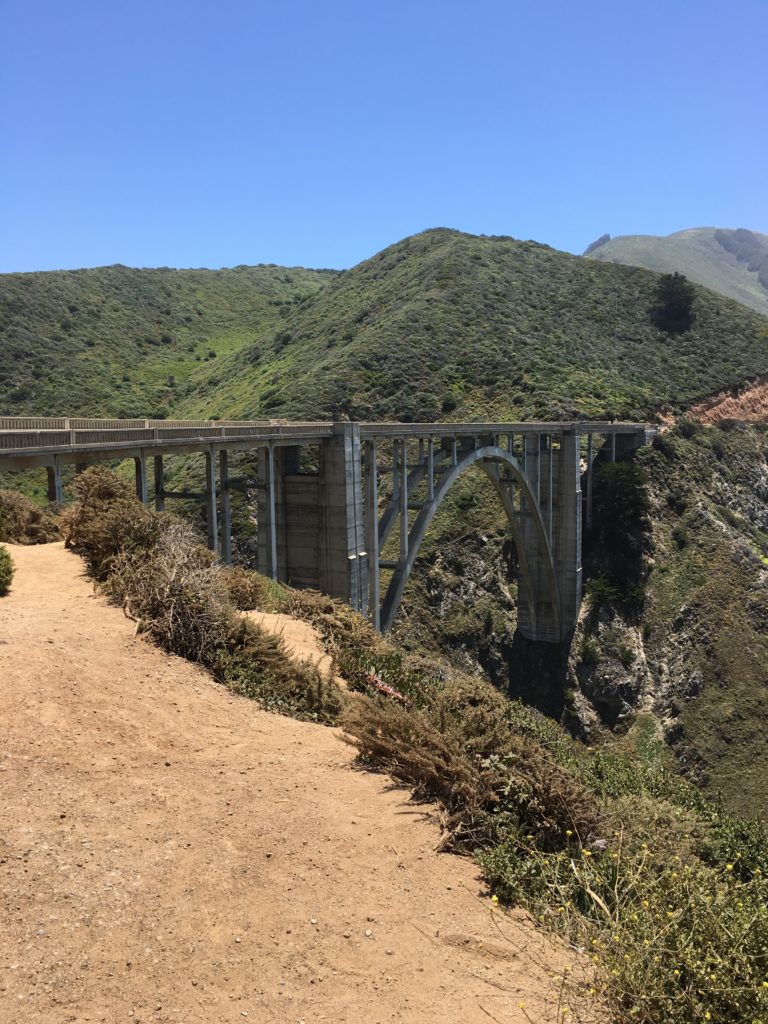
0 545 14 593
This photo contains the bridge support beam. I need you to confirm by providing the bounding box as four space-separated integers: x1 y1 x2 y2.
154 456 165 512
205 450 218 555
219 450 232 565
46 458 64 504
134 453 148 505
365 440 380 629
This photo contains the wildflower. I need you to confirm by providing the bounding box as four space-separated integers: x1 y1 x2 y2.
566 829 573 837
583 850 593 857
491 895 499 905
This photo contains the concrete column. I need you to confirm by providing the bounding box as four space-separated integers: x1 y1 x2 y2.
219 450 232 565
399 439 409 562
154 456 165 511
585 434 594 531
267 446 277 578
135 453 148 505
426 439 434 502
205 450 218 555
547 435 554 544
46 458 64 504
318 422 368 613
552 430 583 636
365 439 380 629
610 433 616 463
523 433 540 507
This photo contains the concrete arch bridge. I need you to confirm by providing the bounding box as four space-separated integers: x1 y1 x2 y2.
0 418 653 643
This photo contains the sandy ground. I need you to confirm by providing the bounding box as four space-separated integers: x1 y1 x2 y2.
0 543 587 1024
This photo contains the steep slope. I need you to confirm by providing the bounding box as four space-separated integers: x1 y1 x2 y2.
566 423 768 817
586 227 768 317
185 228 768 423
0 542 574 1023
0 263 335 417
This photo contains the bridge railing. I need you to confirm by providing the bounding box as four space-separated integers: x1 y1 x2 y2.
0 420 337 456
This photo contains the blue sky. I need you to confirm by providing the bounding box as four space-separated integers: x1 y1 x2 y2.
1 0 765 272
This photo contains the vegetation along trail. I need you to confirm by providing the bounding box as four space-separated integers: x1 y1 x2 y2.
0 542 581 1024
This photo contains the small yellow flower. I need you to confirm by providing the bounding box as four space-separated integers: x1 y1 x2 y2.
726 863 734 872
491 894 499 904
704 1013 711 1021
566 829 573 837
583 850 593 857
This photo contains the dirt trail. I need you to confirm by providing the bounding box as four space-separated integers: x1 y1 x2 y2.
0 543 582 1024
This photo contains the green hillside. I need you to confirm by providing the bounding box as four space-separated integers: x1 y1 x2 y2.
183 228 768 424
586 227 768 318
0 263 336 418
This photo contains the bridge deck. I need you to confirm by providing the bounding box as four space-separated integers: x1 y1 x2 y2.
0 417 653 469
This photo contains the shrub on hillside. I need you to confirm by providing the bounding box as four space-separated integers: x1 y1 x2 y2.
104 519 231 662
0 489 60 544
66 468 345 722
0 545 14 593
222 564 286 612
344 674 603 849
61 466 167 578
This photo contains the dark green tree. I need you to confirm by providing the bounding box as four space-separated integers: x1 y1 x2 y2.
652 272 696 333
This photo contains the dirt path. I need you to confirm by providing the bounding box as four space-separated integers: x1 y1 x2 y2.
0 543 582 1024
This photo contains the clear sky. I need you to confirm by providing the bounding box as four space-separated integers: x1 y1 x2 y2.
1 0 765 273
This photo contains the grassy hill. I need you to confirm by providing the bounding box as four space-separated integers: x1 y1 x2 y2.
0 263 336 418
585 227 768 318
182 228 768 424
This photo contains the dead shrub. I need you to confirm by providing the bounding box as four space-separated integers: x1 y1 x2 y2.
222 565 286 612
62 467 170 578
0 489 60 544
104 519 231 662
343 672 603 849
213 617 345 723
65 467 346 723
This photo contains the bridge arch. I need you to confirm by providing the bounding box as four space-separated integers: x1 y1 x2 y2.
378 445 561 637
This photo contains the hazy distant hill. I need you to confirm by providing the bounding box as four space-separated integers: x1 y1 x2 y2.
585 227 768 317
185 228 768 424
0 264 336 417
